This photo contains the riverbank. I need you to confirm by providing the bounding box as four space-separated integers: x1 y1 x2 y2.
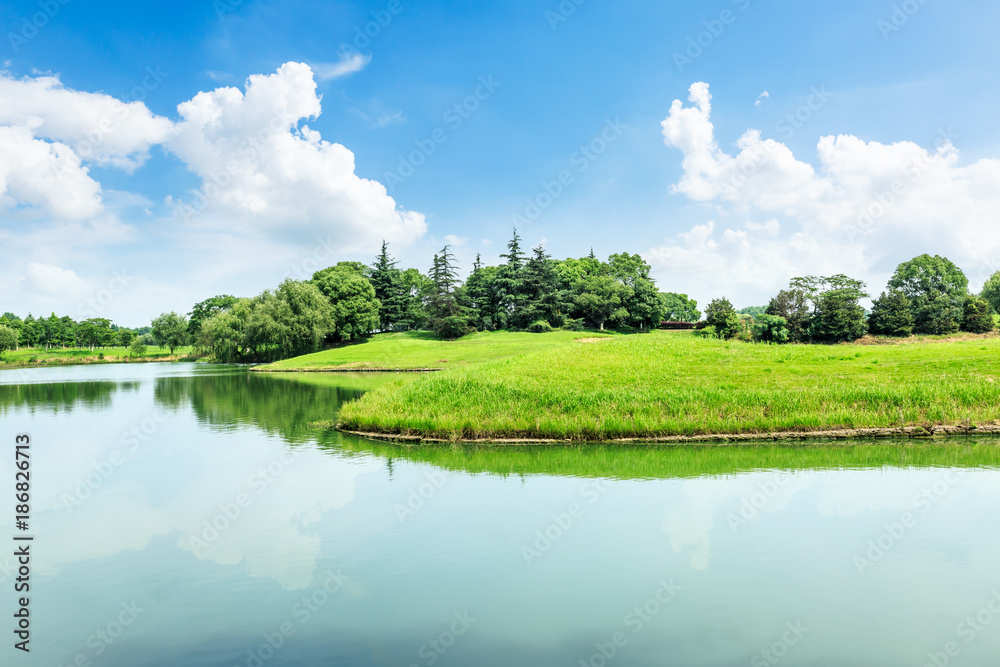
335 331 1000 442
0 345 204 369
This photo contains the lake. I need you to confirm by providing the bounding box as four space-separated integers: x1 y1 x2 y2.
2 362 1000 666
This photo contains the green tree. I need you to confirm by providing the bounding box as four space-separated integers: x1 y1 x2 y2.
188 295 238 337
311 267 380 341
658 293 700 322
574 275 628 330
752 314 790 343
962 295 995 334
492 229 528 328
150 312 190 354
868 290 914 337
888 255 968 334
766 289 812 342
369 241 408 332
980 271 1000 315
129 339 147 359
0 324 18 353
704 297 740 339
520 244 572 328
465 255 499 330
810 289 868 342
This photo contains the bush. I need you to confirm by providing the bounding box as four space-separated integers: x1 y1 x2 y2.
129 340 148 358
752 314 790 343
695 325 717 339
527 320 554 333
98 352 105 360
561 318 585 331
28 356 38 364
962 295 995 334
433 316 474 340
659 321 697 330
868 290 914 337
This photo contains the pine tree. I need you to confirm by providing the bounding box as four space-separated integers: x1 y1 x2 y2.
492 228 529 327
369 240 408 331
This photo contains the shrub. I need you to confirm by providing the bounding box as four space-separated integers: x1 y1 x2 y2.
753 314 790 343
98 352 105 360
868 290 914 336
695 325 717 339
129 340 148 358
704 298 741 340
433 316 474 340
527 320 554 333
659 321 697 330
28 356 38 364
561 318 585 331
962 296 995 334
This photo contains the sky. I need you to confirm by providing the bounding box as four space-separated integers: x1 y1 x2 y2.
1 0 1000 326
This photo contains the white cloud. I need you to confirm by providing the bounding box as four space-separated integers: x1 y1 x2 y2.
755 90 769 108
311 52 371 81
22 261 88 296
651 82 1000 306
164 62 426 253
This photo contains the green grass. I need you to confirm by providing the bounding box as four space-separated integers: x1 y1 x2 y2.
0 345 200 368
257 330 612 371
338 331 1000 441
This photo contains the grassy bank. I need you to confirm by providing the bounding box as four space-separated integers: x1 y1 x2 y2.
336 331 1000 441
255 330 611 372
0 345 202 369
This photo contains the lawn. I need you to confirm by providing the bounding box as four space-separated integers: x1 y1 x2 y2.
256 330 612 372
337 330 1000 441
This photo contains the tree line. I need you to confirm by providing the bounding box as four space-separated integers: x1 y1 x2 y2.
164 230 700 363
0 313 149 353
702 254 999 343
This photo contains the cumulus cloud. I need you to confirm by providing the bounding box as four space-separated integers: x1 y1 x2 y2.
164 62 426 252
651 82 1000 306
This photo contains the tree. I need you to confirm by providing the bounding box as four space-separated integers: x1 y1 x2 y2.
752 314 790 343
962 295 995 334
607 253 663 330
369 241 408 331
0 324 18 353
868 291 915 337
311 267 380 341
520 244 572 328
150 312 190 354
425 246 464 331
492 229 528 327
129 339 147 359
659 293 700 323
766 289 812 342
888 255 968 334
980 271 1000 315
704 298 741 339
465 256 500 330
810 289 867 342
575 275 628 331
188 295 238 337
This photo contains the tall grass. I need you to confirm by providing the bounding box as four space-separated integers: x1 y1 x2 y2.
338 332 1000 440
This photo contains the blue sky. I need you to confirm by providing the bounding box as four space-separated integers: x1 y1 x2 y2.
2 0 1000 325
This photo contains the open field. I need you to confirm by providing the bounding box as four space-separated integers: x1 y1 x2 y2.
336 330 1000 441
0 345 200 368
255 330 612 372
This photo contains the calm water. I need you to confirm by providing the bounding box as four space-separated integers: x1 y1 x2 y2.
2 363 1000 666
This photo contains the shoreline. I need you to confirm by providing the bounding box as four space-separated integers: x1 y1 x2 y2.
251 366 440 373
332 423 1000 445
